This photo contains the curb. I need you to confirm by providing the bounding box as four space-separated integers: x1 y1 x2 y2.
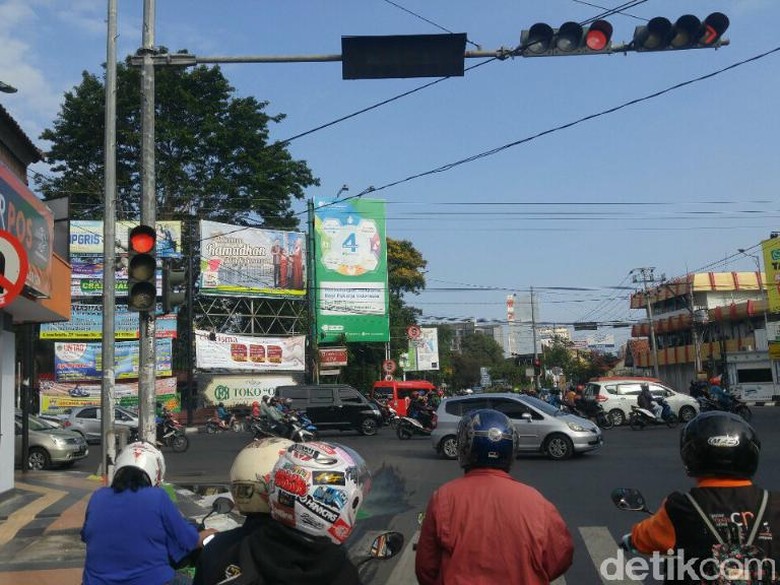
743 401 780 407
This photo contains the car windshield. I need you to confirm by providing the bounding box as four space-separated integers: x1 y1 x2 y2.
521 395 563 416
18 414 58 432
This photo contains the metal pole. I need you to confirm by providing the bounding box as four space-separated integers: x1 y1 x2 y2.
634 268 661 379
531 287 539 391
185 213 195 426
101 0 118 481
307 199 319 384
139 0 157 442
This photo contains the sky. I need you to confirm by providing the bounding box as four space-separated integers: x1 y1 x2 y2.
0 0 778 347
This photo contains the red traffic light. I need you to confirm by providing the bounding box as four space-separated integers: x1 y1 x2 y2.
699 12 729 46
522 20 613 57
129 225 156 254
585 20 613 51
634 12 729 51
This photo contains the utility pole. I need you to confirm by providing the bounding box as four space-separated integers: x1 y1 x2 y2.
307 199 319 384
531 287 539 391
100 0 118 481
632 267 663 379
138 0 157 442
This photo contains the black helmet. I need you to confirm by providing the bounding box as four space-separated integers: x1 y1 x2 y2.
457 409 518 472
640 383 650 391
680 412 760 479
218 402 224 408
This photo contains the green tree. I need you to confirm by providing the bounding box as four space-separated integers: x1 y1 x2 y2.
450 332 505 390
37 50 318 228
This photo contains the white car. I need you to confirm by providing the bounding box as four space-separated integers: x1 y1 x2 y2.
581 377 699 427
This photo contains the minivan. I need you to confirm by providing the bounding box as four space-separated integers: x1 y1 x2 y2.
275 384 383 436
370 380 437 417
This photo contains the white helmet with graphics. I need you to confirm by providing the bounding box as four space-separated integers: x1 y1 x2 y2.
269 441 371 545
230 437 294 514
115 441 166 487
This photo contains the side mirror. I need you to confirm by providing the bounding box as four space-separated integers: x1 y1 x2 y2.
212 496 234 515
611 488 652 514
370 531 405 559
521 412 532 421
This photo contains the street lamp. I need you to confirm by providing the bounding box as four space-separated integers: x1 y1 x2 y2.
0 81 18 93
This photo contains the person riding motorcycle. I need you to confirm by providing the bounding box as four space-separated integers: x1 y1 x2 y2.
81 441 216 585
708 378 735 411
416 409 573 584
261 396 290 438
211 441 371 584
216 402 234 429
193 437 294 585
622 412 780 584
251 400 261 420
408 392 435 430
637 383 663 419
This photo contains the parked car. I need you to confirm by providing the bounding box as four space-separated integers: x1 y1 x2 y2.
431 393 603 461
15 412 89 470
275 384 383 436
581 377 699 427
60 405 139 443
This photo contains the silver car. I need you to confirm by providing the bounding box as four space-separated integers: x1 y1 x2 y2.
431 393 603 461
15 412 89 470
61 405 139 443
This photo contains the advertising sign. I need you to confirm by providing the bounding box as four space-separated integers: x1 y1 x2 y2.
762 238 780 314
39 378 178 415
314 197 389 343
199 220 306 298
54 338 173 381
40 303 177 339
195 330 306 371
0 162 54 297
70 220 182 258
406 327 440 371
199 373 302 406
319 347 348 367
0 229 28 308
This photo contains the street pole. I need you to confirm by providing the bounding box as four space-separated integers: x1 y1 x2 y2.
138 0 157 442
633 268 661 379
307 199 319 384
185 212 195 425
531 287 539 391
100 0 118 481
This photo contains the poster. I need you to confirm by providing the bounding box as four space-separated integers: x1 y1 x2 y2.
314 197 389 343
195 330 306 371
40 304 177 339
38 378 178 415
406 327 440 371
762 237 780 313
54 339 173 381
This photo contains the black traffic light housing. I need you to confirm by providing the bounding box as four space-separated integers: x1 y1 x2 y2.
633 13 729 52
161 259 187 313
127 225 157 312
521 20 613 57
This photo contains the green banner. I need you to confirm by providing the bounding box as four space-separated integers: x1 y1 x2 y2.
314 198 389 343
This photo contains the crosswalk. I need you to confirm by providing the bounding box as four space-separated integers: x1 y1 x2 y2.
390 526 636 585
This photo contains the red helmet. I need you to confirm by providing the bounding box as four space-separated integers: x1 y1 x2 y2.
252 401 259 408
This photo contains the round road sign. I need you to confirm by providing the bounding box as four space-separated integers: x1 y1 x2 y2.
0 230 28 309
384 374 394 381
407 325 421 340
382 359 397 374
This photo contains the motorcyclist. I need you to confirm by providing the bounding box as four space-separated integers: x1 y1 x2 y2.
210 441 371 584
637 383 663 419
251 400 261 420
622 412 780 583
81 441 216 585
708 378 735 411
192 437 294 585
409 392 435 430
216 402 233 429
261 396 289 438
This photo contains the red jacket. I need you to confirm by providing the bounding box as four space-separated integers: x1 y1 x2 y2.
415 468 573 585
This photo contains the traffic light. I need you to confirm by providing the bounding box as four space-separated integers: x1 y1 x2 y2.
533 357 542 376
633 13 729 52
161 259 187 313
521 20 613 57
127 225 157 312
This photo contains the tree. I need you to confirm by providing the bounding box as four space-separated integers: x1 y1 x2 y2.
37 49 318 228
450 332 505 390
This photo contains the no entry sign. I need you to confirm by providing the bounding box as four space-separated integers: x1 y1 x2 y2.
0 230 28 309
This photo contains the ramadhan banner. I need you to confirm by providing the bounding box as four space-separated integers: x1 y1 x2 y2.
762 237 780 313
54 339 173 381
313 197 389 343
195 330 306 371
39 378 178 415
199 220 306 298
40 304 177 339
406 328 440 371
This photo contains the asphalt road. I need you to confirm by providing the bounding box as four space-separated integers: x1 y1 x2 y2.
77 408 780 584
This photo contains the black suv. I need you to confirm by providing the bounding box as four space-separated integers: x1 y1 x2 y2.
275 385 383 436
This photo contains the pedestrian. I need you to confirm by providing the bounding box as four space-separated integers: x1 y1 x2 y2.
192 437 294 585
415 409 574 585
81 441 216 585
621 411 780 584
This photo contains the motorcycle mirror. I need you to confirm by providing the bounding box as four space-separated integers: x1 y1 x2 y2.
212 496 235 515
369 531 405 559
610 488 651 514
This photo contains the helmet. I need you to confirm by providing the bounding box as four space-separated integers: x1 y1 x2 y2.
269 441 371 544
218 402 225 408
230 437 294 514
640 383 650 391
680 412 761 479
252 401 260 408
457 409 518 472
115 441 166 487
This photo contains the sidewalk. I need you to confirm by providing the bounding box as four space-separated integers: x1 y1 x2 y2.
0 470 232 585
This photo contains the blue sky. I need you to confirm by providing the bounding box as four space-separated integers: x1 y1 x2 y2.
1 1 778 343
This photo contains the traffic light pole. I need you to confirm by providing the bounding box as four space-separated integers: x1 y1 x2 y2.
138 0 157 443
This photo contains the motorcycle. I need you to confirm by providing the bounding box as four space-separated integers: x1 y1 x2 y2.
174 496 235 582
205 413 243 434
157 412 189 452
697 394 752 422
249 412 317 442
570 398 614 430
628 398 678 430
371 397 400 429
396 410 438 440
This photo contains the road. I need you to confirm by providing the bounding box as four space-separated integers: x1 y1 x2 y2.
78 408 780 584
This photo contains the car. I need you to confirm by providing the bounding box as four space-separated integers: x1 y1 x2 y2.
60 405 139 443
275 384 383 436
431 392 603 461
581 377 700 427
15 412 89 470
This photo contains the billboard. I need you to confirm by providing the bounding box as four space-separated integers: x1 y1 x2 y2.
762 238 780 313
199 220 306 298
54 339 173 381
314 197 389 343
195 330 306 371
406 327 440 371
70 220 182 258
39 377 178 415
198 373 303 407
40 303 177 339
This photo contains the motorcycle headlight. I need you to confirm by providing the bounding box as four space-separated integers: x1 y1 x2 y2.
566 422 588 432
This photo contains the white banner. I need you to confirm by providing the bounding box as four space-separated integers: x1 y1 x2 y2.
195 330 306 371
407 327 440 371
